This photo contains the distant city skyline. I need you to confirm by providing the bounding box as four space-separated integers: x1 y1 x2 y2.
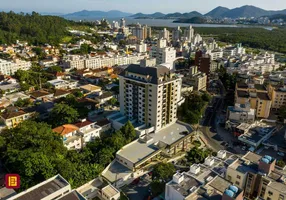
1 0 286 14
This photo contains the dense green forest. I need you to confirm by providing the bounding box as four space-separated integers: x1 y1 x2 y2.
0 120 137 190
0 11 92 45
194 27 286 54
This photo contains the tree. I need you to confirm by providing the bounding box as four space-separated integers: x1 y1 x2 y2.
120 121 137 142
109 97 118 106
47 66 62 73
201 92 211 102
49 103 79 127
14 98 31 107
73 89 84 98
152 163 176 182
186 147 212 164
277 160 286 168
150 163 176 196
278 105 286 122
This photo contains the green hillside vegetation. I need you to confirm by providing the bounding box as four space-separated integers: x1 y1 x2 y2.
174 17 207 24
0 11 92 45
194 27 286 54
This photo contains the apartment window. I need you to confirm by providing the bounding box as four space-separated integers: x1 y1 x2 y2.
268 191 273 196
279 194 284 200
149 95 152 97
235 181 240 185
267 198 271 200
237 175 241 180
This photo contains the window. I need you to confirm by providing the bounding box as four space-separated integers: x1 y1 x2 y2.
235 181 240 185
279 194 284 200
237 175 241 180
268 191 273 196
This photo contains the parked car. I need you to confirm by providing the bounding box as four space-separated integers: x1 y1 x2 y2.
242 146 246 151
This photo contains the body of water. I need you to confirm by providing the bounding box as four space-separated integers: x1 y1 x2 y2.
91 17 273 29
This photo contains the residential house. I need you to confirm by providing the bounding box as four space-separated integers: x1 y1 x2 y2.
30 90 54 101
74 119 102 144
54 89 71 99
53 124 82 150
0 107 35 129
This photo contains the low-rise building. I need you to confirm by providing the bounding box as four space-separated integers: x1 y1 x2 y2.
53 124 82 150
0 58 31 75
0 107 35 129
238 121 276 148
80 84 102 95
165 150 244 200
47 79 78 90
227 103 255 123
235 82 272 119
74 119 102 144
76 177 120 200
8 174 72 200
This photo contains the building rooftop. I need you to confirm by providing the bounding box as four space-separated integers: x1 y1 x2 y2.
1 107 28 119
53 124 79 136
254 84 267 91
11 175 69 200
120 64 175 84
257 92 271 101
236 90 249 98
101 185 120 198
74 120 93 128
168 173 202 197
80 84 101 92
96 118 111 127
237 82 248 89
57 190 86 200
102 161 133 183
54 89 71 97
116 122 192 165
30 90 52 99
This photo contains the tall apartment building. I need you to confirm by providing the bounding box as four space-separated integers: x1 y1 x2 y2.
120 18 126 28
235 82 272 119
268 85 286 109
195 51 212 77
0 58 31 75
119 64 182 131
150 39 176 70
131 23 151 40
63 54 147 69
184 25 194 42
182 66 207 91
159 28 170 41
172 26 182 44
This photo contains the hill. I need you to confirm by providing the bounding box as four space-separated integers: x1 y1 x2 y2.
63 10 132 20
174 17 207 24
207 5 286 18
131 12 165 18
160 11 202 19
0 11 90 45
205 6 230 18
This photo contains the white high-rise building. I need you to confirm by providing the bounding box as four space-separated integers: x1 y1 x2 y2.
119 64 182 131
112 21 119 29
184 25 194 42
159 28 170 41
120 18 126 28
136 42 147 53
150 39 176 70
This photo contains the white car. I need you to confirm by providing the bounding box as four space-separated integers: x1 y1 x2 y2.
277 152 285 157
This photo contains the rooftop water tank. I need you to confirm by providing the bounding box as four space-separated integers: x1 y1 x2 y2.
225 190 234 198
262 158 270 164
265 155 272 161
229 185 239 193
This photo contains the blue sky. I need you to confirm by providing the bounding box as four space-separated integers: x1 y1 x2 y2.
2 0 286 14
